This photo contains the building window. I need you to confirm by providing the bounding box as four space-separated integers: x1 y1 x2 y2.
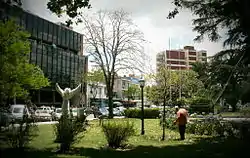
53 24 58 44
189 57 196 61
48 22 53 42
43 20 49 41
202 53 207 56
189 52 196 56
37 18 43 40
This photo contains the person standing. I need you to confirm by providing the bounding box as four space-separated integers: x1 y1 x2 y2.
174 106 188 140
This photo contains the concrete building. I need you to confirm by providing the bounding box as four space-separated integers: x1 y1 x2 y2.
156 46 207 72
0 1 88 107
113 74 141 100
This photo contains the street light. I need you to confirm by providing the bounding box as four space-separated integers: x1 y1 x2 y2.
139 78 145 135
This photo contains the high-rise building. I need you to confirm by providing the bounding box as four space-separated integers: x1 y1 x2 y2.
0 2 88 106
156 46 207 72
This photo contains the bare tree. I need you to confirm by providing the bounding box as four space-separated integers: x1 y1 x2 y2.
81 9 145 118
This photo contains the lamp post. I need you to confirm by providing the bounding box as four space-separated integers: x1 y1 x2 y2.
139 78 145 135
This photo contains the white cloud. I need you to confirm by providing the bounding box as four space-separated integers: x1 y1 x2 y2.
22 0 226 74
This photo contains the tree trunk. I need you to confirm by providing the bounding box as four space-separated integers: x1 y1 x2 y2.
108 95 113 118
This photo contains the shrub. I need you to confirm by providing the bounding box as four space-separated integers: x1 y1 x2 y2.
124 108 160 119
54 114 88 153
102 120 135 148
240 107 250 118
188 105 213 114
5 116 38 150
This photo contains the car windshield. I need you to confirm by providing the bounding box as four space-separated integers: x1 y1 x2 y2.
56 109 62 113
13 107 23 113
72 109 77 112
37 108 43 110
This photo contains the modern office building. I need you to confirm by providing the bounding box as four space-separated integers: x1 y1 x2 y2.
156 46 207 72
0 1 88 106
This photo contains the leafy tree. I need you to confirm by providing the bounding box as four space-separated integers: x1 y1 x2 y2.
168 0 250 110
87 69 105 99
145 85 164 105
47 0 91 26
0 20 49 105
148 68 204 104
123 84 140 101
82 10 145 118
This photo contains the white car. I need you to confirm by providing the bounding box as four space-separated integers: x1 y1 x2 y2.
35 110 52 122
10 104 31 122
37 106 53 114
52 108 62 120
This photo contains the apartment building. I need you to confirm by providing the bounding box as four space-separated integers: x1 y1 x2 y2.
156 46 207 72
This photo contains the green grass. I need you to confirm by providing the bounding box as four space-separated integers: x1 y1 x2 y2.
1 119 249 158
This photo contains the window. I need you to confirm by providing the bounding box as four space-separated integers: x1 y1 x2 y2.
26 14 33 35
30 15 38 38
53 24 58 44
73 32 78 50
61 27 66 47
189 57 197 61
43 20 49 41
58 26 61 46
36 43 43 67
202 53 207 56
42 45 48 73
69 31 73 50
21 12 27 29
189 52 196 56
37 18 43 40
65 29 69 47
48 22 53 42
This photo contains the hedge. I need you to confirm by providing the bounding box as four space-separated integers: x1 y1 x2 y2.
188 105 213 114
124 108 160 119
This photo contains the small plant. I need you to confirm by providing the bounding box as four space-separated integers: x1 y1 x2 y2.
54 114 88 153
5 116 38 150
102 120 135 148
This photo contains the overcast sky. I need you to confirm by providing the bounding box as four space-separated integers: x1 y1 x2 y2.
22 0 225 72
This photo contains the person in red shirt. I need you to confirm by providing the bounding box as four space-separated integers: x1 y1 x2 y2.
174 106 188 140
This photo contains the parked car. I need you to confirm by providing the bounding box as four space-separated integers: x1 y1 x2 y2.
10 104 31 122
52 108 62 121
71 108 78 117
99 107 109 116
35 110 52 122
37 106 53 114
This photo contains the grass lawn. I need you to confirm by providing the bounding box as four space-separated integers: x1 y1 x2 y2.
219 112 243 117
1 119 248 158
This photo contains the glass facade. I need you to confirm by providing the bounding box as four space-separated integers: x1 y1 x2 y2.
1 3 87 106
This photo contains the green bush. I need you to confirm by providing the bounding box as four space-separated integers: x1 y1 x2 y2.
124 108 160 119
240 108 250 117
102 120 135 148
188 105 213 114
54 114 88 153
5 116 38 150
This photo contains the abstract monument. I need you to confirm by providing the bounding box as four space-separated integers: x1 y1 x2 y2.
55 83 82 117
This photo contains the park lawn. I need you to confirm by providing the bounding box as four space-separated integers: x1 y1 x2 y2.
1 119 249 158
219 112 243 117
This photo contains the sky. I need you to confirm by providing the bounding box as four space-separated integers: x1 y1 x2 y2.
22 0 226 73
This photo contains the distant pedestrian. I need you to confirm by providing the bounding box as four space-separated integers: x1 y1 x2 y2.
173 106 188 140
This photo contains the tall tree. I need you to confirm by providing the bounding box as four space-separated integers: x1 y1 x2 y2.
0 20 50 105
168 0 250 109
47 0 91 26
82 10 145 118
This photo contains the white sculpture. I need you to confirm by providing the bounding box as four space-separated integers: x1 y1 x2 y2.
55 83 82 117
